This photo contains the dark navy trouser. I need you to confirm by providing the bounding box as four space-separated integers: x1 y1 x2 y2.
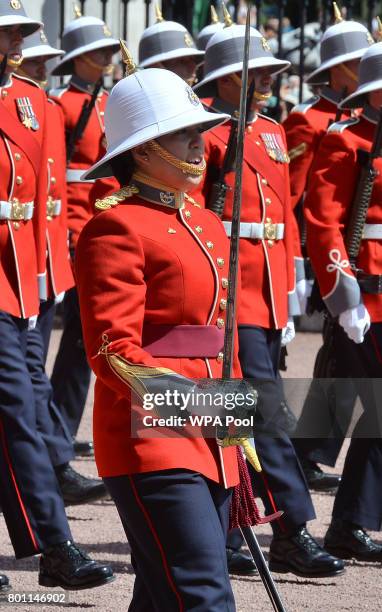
51 287 92 437
105 469 235 612
331 323 382 531
228 325 315 548
0 311 71 558
26 299 74 467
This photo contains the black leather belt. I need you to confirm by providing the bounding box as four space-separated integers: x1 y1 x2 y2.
357 271 382 294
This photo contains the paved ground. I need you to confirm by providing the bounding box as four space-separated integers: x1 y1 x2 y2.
1 330 381 611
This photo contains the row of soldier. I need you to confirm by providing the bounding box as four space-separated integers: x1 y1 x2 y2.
0 0 381 606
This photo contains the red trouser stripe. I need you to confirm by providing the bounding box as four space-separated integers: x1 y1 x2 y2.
369 329 382 367
128 475 184 612
0 419 39 552
259 469 287 532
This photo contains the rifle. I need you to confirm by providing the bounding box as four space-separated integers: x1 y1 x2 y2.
221 10 287 612
66 77 103 164
345 107 382 267
207 80 255 218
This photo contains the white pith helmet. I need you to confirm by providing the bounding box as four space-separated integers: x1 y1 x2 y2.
51 15 119 76
0 0 41 37
82 67 229 181
194 24 290 98
21 27 63 59
138 5 204 68
306 20 373 85
340 42 382 108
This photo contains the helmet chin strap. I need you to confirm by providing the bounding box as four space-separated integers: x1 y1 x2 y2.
7 55 23 69
81 53 113 75
339 62 358 82
230 72 271 101
147 140 206 176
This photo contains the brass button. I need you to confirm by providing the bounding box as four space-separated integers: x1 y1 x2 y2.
222 277 228 289
256 140 261 146
14 153 21 161
216 318 225 329
219 298 227 310
100 111 105 116
247 125 253 134
13 221 20 230
168 227 176 234
265 197 271 205
1 90 8 98
217 257 224 268
206 240 213 249
261 178 267 185
16 176 23 185
184 210 191 218
48 157 54 164
217 352 224 363
195 225 203 233
50 177 56 184
268 240 275 248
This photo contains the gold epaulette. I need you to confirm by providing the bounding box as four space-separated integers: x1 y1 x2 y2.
95 185 139 210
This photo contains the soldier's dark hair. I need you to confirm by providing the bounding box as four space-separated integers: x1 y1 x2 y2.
110 151 135 186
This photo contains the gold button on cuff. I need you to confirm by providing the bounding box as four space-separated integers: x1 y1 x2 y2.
216 318 225 329
222 277 228 289
14 153 21 161
261 178 268 185
184 210 191 218
16 176 23 185
206 241 213 249
217 352 224 363
217 257 225 268
219 298 227 310
195 225 203 233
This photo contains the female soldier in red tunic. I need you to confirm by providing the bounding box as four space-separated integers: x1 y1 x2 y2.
75 55 249 610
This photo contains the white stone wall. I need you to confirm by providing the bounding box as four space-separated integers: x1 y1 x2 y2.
23 0 159 62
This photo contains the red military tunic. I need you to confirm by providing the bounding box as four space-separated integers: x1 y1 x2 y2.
50 77 118 248
75 176 240 486
304 111 382 321
0 73 48 315
45 98 74 298
195 105 296 329
283 87 348 209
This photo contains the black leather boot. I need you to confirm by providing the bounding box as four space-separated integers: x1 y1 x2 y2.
39 541 115 590
325 519 382 561
55 464 108 506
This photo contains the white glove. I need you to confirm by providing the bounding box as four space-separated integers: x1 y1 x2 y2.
55 291 65 305
28 315 38 330
296 278 313 314
281 319 295 346
339 304 371 344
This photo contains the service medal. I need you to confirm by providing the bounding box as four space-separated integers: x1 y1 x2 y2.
16 97 40 131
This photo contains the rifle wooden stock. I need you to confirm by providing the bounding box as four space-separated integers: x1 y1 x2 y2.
66 77 103 165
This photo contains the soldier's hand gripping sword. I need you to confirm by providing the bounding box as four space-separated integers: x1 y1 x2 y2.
218 9 287 612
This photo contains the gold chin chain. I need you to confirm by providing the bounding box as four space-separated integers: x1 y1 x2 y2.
81 53 113 75
7 56 23 68
253 90 272 101
340 62 358 82
147 140 206 176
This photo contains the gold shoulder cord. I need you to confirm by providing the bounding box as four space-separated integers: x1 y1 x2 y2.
95 185 139 210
